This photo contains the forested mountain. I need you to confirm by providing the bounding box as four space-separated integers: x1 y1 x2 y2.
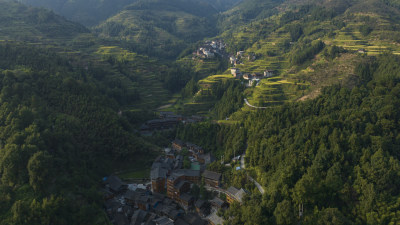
0 0 88 42
177 54 400 225
16 0 136 26
3 0 400 224
0 42 158 225
16 0 243 26
93 0 219 58
202 0 242 11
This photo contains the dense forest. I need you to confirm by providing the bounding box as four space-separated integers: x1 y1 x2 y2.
177 54 400 224
0 43 155 224
2 0 400 224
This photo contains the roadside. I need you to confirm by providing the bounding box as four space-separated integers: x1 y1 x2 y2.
240 151 265 194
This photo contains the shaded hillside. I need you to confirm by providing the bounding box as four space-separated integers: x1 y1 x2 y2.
94 0 219 58
0 0 88 42
202 0 242 11
217 0 284 31
16 0 136 26
0 40 161 225
0 1 183 113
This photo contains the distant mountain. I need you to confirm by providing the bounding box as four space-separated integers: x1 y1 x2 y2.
0 0 88 42
201 0 243 11
16 0 242 27
94 0 219 58
16 0 136 26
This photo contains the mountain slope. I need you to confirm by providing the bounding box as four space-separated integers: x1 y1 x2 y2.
0 0 88 42
202 0 242 11
94 0 219 58
16 0 136 26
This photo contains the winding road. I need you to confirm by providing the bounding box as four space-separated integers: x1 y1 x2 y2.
240 153 265 194
244 98 270 109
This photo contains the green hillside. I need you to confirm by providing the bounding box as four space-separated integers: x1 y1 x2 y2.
94 0 219 58
182 0 400 116
17 0 136 26
177 53 400 225
202 0 242 11
0 1 88 42
0 1 180 112
0 39 162 225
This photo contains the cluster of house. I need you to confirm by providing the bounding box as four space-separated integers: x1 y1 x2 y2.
140 112 204 133
102 139 248 225
192 40 227 59
150 140 248 225
102 174 211 225
230 68 275 86
229 51 257 66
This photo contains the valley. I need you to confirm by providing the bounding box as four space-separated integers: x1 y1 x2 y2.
0 0 400 225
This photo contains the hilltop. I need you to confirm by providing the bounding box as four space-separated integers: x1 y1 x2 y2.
0 0 88 42
16 0 136 26
93 0 219 58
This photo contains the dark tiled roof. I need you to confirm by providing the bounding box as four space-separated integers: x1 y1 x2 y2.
166 209 181 220
153 216 174 225
106 175 127 193
202 170 221 181
175 181 189 190
172 139 185 146
175 218 190 225
180 193 194 203
211 197 225 208
174 169 200 177
203 153 215 164
114 213 129 225
194 199 205 209
145 213 157 225
131 210 148 225
183 213 207 225
150 167 167 180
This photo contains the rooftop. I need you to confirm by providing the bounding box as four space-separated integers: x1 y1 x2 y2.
153 216 174 225
211 197 225 208
180 193 194 203
195 199 206 208
227 186 247 203
150 167 167 180
202 170 221 181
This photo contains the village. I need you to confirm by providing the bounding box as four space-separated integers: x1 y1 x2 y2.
103 42 275 225
193 40 276 87
192 40 228 59
102 139 247 225
229 51 275 87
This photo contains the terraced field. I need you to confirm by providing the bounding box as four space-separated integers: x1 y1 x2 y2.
223 26 306 107
329 14 400 55
94 46 171 110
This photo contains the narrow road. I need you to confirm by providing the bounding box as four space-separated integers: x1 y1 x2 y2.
247 175 265 194
240 151 265 194
244 98 270 109
240 153 245 169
